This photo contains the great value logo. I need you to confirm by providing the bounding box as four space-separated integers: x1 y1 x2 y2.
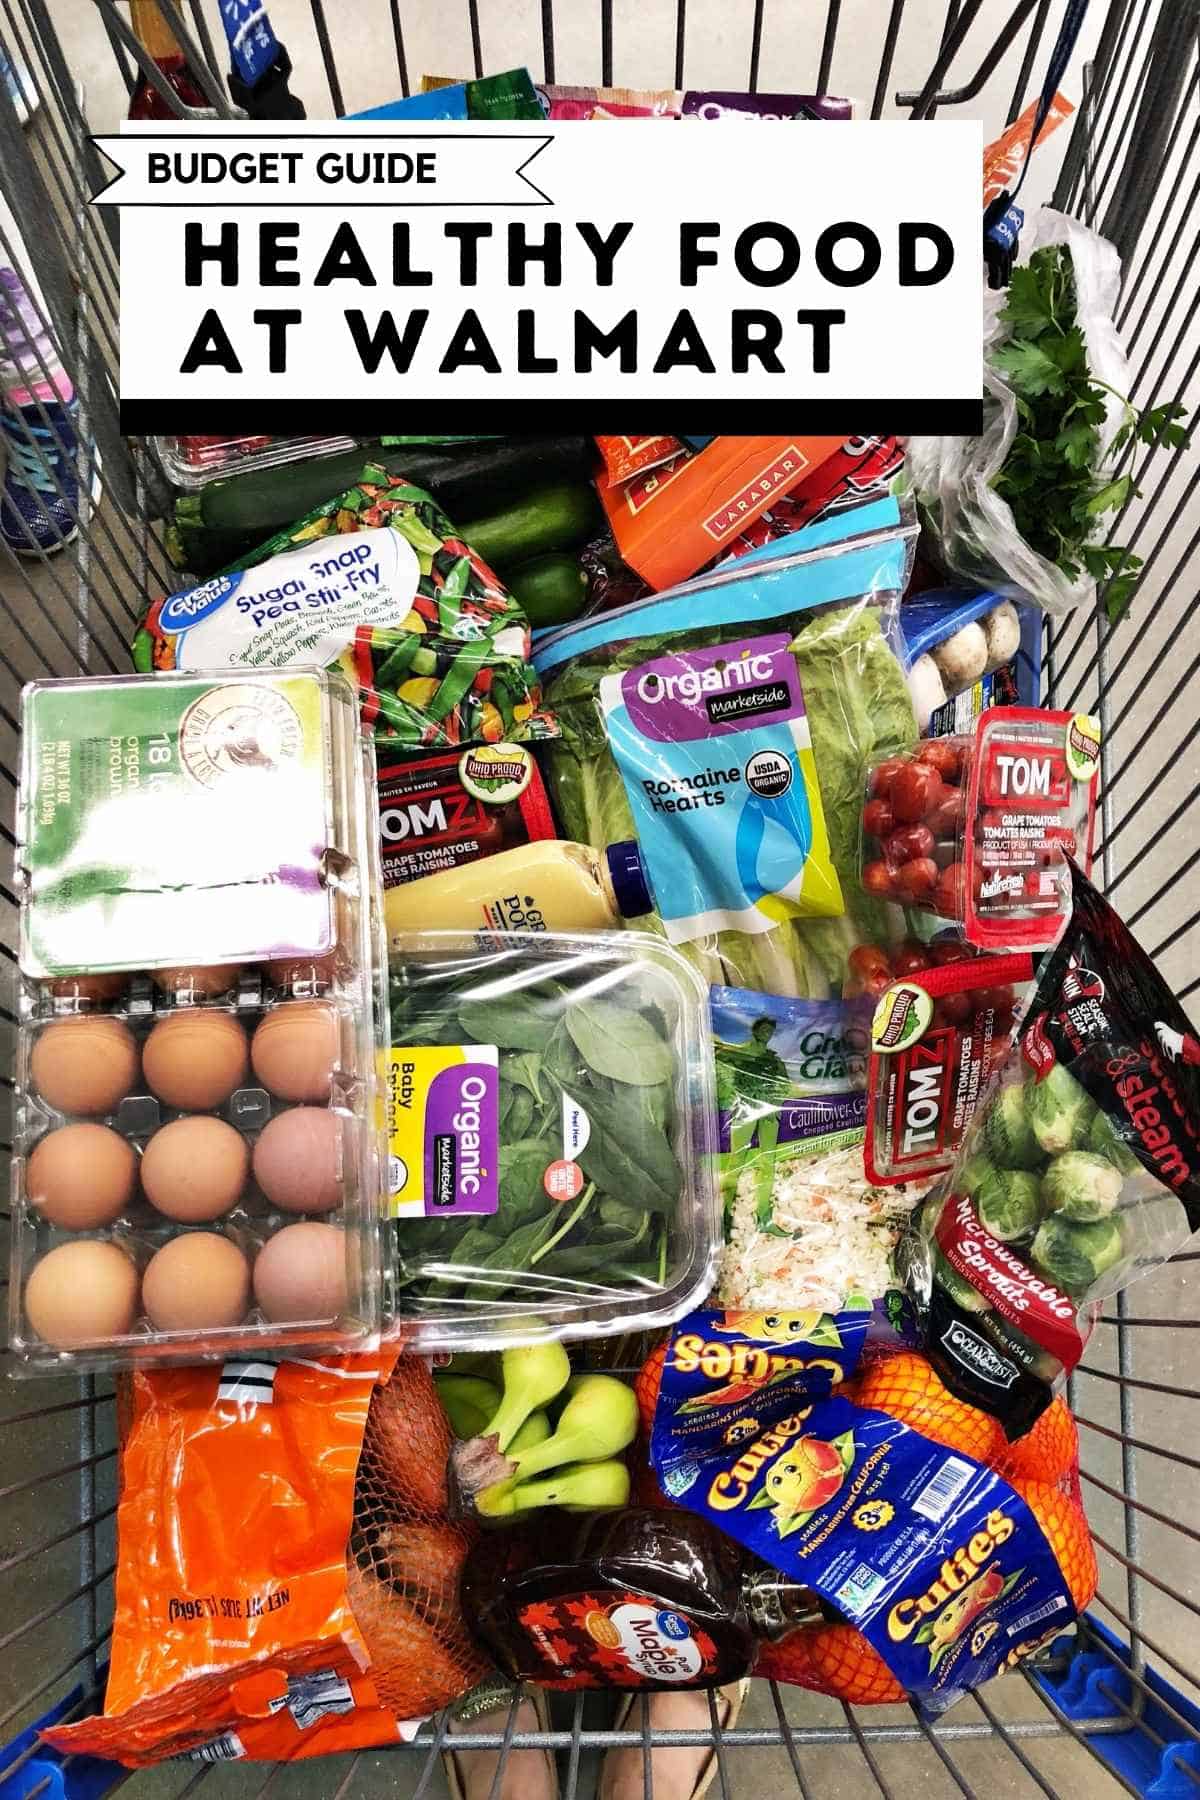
159 571 242 633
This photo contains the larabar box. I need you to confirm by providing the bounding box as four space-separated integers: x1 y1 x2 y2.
597 435 843 592
378 742 555 889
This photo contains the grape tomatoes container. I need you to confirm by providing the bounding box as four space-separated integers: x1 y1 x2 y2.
865 951 1037 1186
861 708 1100 950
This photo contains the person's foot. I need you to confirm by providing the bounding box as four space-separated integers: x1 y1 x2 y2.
600 1682 748 1800
0 401 99 557
442 1696 559 1800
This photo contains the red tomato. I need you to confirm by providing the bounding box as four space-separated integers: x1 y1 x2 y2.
894 857 939 901
862 799 895 841
870 757 908 800
849 945 892 982
976 985 1014 1015
892 763 952 825
928 789 967 837
862 860 895 898
935 862 967 918
930 936 973 964
933 992 973 1028
891 941 932 975
916 740 964 783
845 966 894 1002
888 824 935 865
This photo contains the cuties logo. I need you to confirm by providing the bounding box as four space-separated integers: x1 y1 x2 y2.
887 1506 1024 1671
670 1324 844 1417
707 1414 858 1540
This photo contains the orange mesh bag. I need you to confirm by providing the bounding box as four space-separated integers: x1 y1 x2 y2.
44 1350 488 1766
346 1354 491 1718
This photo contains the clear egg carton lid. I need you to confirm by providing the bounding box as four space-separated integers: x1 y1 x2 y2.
16 669 369 981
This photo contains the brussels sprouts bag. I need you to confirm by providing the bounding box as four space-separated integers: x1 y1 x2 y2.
913 861 1200 1437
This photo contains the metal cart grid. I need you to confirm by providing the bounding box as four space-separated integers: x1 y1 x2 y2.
0 2 1197 1794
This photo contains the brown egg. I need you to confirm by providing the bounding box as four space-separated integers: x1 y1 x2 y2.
26 1123 136 1230
266 951 340 994
153 963 244 1000
24 1239 139 1347
251 1004 339 1104
30 1016 139 1116
143 1011 249 1112
142 1232 251 1331
252 1221 347 1323
252 1107 343 1213
141 1116 249 1222
46 971 129 1007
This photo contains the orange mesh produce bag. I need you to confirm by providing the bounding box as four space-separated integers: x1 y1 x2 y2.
45 1351 488 1766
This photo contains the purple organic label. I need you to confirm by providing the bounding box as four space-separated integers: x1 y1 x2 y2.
718 1091 866 1152
683 90 853 121
423 1060 499 1215
621 634 802 744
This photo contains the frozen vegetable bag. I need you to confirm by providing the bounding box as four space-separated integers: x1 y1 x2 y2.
533 498 919 999
912 861 1200 1436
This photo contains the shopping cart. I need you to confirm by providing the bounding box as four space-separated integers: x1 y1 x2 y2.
0 1 1196 1795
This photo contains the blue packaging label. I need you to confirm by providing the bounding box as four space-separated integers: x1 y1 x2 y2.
650 1307 873 1478
650 1374 1076 1712
712 988 868 1153
599 635 843 944
218 0 279 86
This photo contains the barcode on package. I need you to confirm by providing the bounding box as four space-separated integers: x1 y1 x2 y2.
913 1455 974 1523
178 1732 245 1763
268 1669 355 1733
1008 1596 1069 1635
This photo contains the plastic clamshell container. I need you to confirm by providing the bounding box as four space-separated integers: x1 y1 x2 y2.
154 433 356 490
382 929 719 1351
8 667 386 1373
861 708 1101 952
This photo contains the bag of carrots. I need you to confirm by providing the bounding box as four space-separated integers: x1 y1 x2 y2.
45 1352 488 1766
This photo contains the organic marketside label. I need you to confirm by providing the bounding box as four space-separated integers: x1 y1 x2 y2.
382 1044 499 1218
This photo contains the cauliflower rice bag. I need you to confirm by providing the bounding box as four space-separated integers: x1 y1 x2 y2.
712 987 920 1322
913 860 1200 1437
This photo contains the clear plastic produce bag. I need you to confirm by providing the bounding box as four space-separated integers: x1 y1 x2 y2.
909 862 1200 1437
908 209 1128 614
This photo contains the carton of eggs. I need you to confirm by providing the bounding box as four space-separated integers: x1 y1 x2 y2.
13 989 370 1362
9 668 382 1373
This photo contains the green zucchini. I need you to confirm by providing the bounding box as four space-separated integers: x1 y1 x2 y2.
460 484 602 570
172 436 593 538
504 552 589 629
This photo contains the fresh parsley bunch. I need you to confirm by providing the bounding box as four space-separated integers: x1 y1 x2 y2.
991 245 1189 620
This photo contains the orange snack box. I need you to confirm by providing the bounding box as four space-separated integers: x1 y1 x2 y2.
597 434 843 591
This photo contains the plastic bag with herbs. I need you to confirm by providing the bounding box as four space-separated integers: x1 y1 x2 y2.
908 210 1131 615
135 465 555 750
910 860 1200 1438
532 496 919 1000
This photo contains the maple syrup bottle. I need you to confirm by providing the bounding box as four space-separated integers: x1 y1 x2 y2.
127 0 210 118
462 1509 821 1690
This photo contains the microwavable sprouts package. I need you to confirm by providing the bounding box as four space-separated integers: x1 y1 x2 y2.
533 498 919 1001
912 861 1200 1436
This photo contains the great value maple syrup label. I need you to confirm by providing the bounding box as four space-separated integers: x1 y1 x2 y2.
515 1590 721 1687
